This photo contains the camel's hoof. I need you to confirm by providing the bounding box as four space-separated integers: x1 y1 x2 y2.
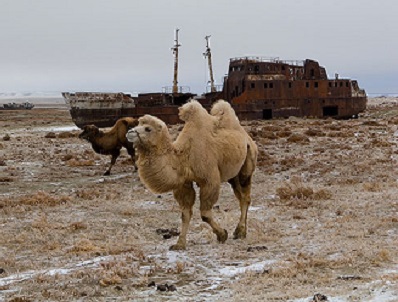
233 226 247 240
169 244 186 251
216 229 228 243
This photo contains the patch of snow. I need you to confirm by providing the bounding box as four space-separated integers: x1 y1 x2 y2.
35 126 79 132
0 255 110 287
218 260 275 277
248 206 262 211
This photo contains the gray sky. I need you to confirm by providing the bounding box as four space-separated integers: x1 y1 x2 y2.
1 0 397 95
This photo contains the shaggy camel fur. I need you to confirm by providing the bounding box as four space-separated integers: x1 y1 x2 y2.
126 100 258 250
79 117 138 175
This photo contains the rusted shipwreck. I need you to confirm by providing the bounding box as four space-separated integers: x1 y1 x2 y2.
63 90 195 128
213 56 367 120
63 31 366 128
0 101 34 110
63 56 367 128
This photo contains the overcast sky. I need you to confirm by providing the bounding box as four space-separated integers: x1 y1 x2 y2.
1 0 397 95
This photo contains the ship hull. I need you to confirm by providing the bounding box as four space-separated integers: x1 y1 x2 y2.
63 92 194 128
230 96 367 121
69 105 182 128
68 95 366 129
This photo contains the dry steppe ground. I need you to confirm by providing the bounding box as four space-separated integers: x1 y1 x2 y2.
0 98 397 302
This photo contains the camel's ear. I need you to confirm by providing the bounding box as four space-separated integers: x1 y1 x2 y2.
123 119 138 131
130 119 139 128
121 120 129 127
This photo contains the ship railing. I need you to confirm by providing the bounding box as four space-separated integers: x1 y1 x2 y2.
205 84 223 93
230 56 304 66
162 86 191 94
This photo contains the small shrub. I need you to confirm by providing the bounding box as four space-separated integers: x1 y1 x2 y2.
0 176 13 182
68 238 102 254
287 133 310 143
17 191 71 206
66 159 95 167
363 182 382 192
44 132 56 138
276 177 332 203
304 128 325 137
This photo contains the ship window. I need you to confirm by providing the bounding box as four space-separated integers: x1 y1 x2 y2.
329 82 332 87
270 83 274 89
288 82 292 88
335 82 338 87
264 83 268 89
282 66 285 71
251 83 255 89
254 65 259 73
306 82 309 88
340 82 343 87
314 82 318 88
346 82 349 87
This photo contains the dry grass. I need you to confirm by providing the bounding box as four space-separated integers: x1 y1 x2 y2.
276 177 332 202
66 158 95 167
0 101 397 301
287 133 310 143
0 191 71 208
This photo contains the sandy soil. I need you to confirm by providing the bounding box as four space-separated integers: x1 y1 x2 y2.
0 98 397 301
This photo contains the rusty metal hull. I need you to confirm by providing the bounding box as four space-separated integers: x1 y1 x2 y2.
221 57 367 120
63 92 194 128
63 57 367 128
230 96 367 121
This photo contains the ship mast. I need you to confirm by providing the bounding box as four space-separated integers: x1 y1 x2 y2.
203 35 216 93
171 28 181 94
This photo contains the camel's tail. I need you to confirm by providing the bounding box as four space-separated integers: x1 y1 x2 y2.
240 136 258 181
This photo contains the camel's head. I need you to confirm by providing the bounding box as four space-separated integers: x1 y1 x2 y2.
79 125 99 141
126 115 170 150
178 99 208 122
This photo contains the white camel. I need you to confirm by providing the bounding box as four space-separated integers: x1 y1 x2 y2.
127 100 258 250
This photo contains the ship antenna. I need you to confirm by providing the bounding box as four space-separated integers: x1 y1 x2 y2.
171 28 181 94
203 35 216 93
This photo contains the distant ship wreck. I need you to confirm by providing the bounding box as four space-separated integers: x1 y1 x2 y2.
63 30 367 128
0 101 34 110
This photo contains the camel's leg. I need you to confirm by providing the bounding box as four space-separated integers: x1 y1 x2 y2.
170 182 196 251
126 145 138 171
199 183 228 243
104 151 119 176
229 174 252 239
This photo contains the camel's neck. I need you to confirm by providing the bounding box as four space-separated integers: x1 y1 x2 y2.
137 141 186 194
